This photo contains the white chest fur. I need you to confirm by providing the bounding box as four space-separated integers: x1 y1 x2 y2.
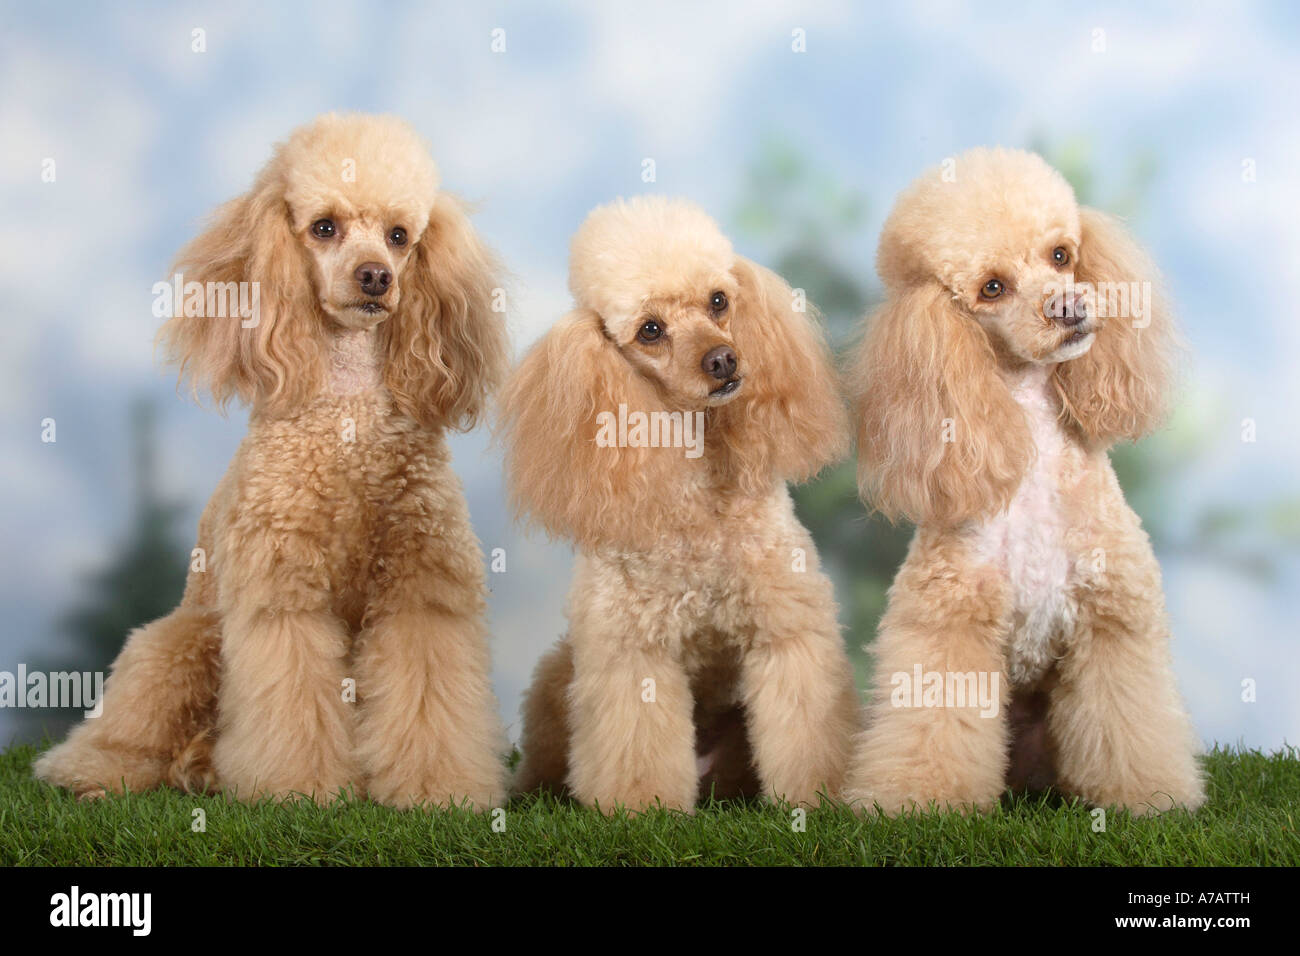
969 365 1077 687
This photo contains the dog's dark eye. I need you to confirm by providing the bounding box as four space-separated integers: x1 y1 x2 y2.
709 291 728 314
389 227 408 247
980 278 1005 300
637 319 663 343
311 219 336 239
1052 246 1070 266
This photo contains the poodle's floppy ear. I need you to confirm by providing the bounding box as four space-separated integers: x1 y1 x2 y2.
713 258 849 492
159 179 324 414
851 281 1033 526
497 309 681 551
1053 208 1178 445
382 195 509 430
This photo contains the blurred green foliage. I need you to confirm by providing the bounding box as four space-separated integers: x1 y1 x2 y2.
16 399 189 742
733 135 908 686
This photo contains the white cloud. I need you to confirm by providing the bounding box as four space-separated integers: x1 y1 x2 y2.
0 46 164 395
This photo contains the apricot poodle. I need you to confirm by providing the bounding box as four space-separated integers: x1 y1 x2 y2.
36 113 509 808
501 196 859 812
842 147 1205 816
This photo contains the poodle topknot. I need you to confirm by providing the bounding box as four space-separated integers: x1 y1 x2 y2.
568 196 735 340
277 113 441 237
876 147 1080 296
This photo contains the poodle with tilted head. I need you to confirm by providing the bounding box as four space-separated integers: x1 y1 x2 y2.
842 147 1204 816
36 113 510 808
501 196 859 812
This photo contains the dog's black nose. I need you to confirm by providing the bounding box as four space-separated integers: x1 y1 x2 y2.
701 345 737 380
355 262 392 297
1044 291 1087 327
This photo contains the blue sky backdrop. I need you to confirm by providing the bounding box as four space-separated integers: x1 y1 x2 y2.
1 0 1296 749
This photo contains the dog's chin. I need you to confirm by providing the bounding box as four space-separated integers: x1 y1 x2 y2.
326 301 391 330
704 377 744 407
1046 327 1096 363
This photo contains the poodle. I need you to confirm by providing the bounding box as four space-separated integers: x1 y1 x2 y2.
500 196 859 813
842 147 1205 816
35 113 510 808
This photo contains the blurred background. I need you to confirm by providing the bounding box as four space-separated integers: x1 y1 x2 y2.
1 1 1296 752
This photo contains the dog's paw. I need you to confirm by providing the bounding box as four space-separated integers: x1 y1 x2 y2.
215 774 357 806
843 787 993 817
842 788 911 816
278 785 355 806
1087 783 1206 817
579 788 695 816
368 775 505 812
33 742 159 797
762 781 840 810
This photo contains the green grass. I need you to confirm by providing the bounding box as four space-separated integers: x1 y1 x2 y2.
2 744 1296 866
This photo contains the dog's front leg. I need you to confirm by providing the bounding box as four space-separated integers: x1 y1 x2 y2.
353 604 506 811
567 597 697 813
350 463 506 811
1049 545 1205 815
212 601 355 803
842 543 1011 815
212 524 356 804
741 565 859 806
